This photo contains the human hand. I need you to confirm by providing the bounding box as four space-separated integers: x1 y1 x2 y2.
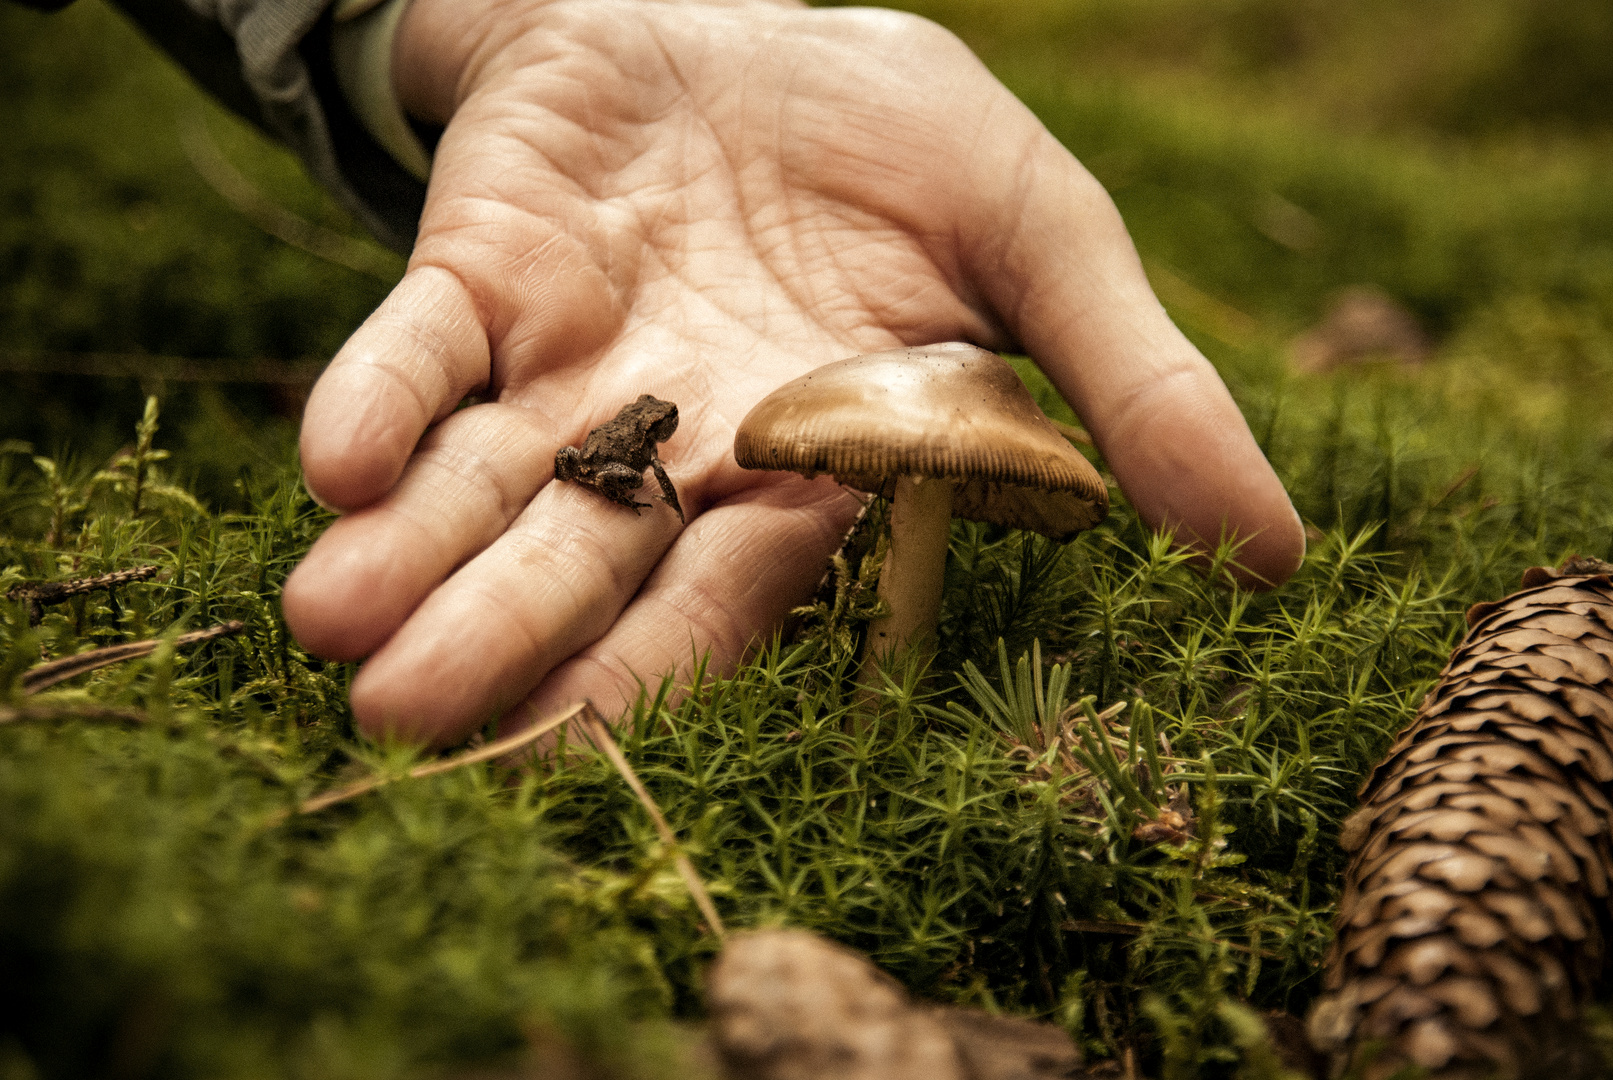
281 0 1305 746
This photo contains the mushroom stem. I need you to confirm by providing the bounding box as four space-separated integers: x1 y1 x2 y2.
862 475 956 669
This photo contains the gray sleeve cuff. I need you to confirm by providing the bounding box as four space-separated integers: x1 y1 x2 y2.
146 0 428 252
331 0 432 182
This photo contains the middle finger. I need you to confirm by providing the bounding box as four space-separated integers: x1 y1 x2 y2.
283 401 559 661
346 468 687 745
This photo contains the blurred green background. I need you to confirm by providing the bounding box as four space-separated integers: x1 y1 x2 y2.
3 0 1612 519
1 0 402 503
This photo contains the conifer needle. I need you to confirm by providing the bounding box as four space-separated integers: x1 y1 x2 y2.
21 621 245 694
297 701 589 814
577 703 727 942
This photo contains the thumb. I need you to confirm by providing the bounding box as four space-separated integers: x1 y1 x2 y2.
969 132 1304 587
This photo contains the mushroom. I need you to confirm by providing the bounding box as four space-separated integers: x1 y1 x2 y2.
733 342 1108 667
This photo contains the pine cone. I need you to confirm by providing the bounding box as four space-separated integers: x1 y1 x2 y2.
1309 558 1613 1079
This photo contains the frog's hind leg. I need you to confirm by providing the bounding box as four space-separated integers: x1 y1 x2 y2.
649 457 684 523
593 463 654 514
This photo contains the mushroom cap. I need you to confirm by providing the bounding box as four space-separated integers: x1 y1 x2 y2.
734 343 1108 540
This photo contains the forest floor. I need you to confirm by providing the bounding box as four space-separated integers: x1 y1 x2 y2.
3 0 1612 1076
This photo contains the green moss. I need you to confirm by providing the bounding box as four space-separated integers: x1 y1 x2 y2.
7 342 1613 1075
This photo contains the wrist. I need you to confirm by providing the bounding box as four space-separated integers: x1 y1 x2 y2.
392 0 526 126
392 0 810 126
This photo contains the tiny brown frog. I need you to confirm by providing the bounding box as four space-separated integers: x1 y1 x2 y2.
554 395 684 522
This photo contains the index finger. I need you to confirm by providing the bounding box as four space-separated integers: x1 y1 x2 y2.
300 267 491 510
300 106 625 511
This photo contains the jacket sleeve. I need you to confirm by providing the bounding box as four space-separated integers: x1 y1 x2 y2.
21 0 430 253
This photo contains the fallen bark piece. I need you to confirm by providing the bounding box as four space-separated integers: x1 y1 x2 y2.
708 929 1083 1080
1310 558 1613 1080
708 929 961 1080
941 1007 1089 1080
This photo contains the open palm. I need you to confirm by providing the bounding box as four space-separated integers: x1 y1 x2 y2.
281 0 1304 745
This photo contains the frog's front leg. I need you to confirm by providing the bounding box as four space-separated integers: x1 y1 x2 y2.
592 462 656 514
648 457 684 523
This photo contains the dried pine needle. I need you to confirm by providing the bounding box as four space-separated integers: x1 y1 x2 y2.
298 701 590 814
21 621 245 694
577 703 727 943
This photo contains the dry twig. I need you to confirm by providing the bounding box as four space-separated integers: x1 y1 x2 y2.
297 701 727 939
0 702 148 726
576 704 727 941
8 565 160 626
178 109 402 282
